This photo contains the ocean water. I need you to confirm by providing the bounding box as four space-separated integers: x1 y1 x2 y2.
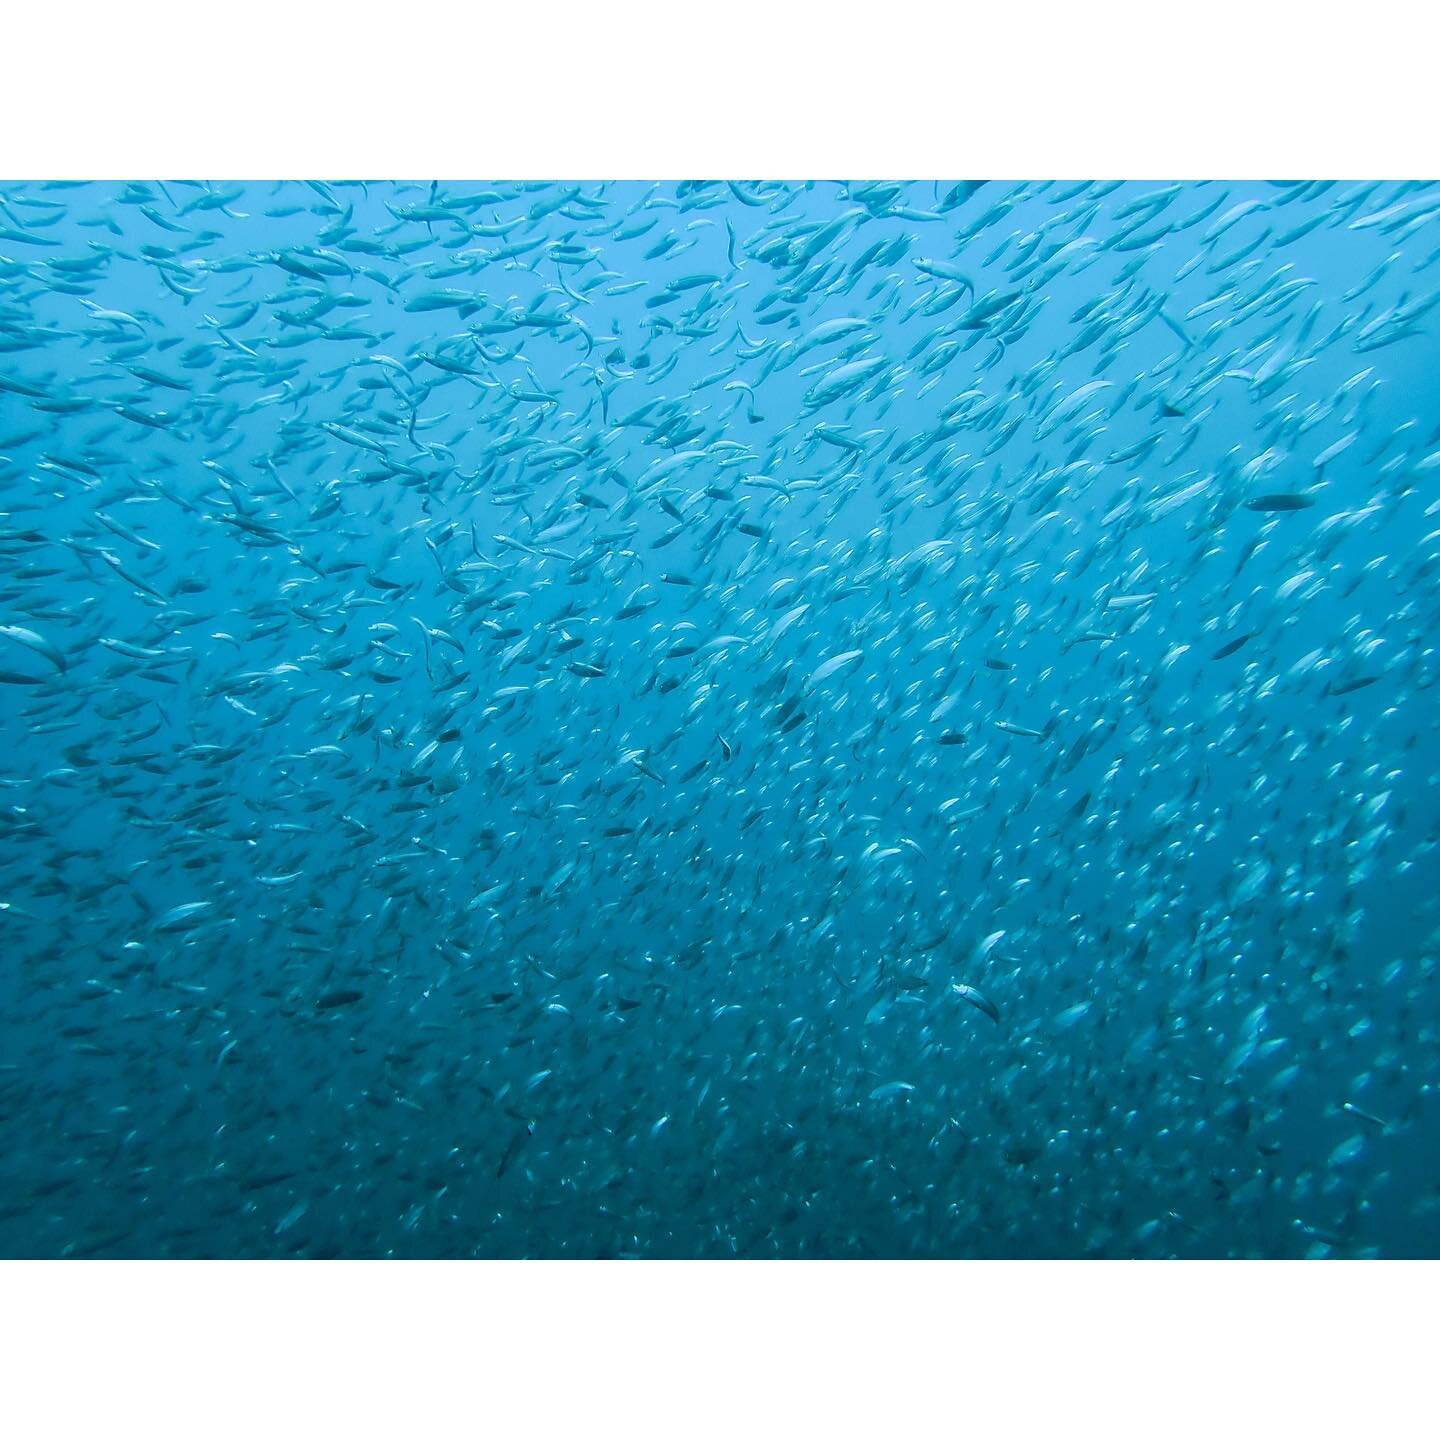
0 179 1436 1259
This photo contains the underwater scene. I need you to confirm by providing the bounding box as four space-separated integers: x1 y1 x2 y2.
1 179 1437 1258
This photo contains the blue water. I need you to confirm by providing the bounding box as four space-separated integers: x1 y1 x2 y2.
1 179 1437 1258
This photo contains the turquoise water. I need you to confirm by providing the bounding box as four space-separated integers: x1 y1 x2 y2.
1 179 1437 1257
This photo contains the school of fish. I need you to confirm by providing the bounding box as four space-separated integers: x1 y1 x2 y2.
1 179 1438 1258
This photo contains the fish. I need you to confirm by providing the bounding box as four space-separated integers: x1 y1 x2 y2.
1212 632 1254 660
0 625 67 674
153 901 216 933
805 649 864 690
952 984 1000 1024
1246 493 1316 512
0 176 1435 1262
315 989 364 1011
